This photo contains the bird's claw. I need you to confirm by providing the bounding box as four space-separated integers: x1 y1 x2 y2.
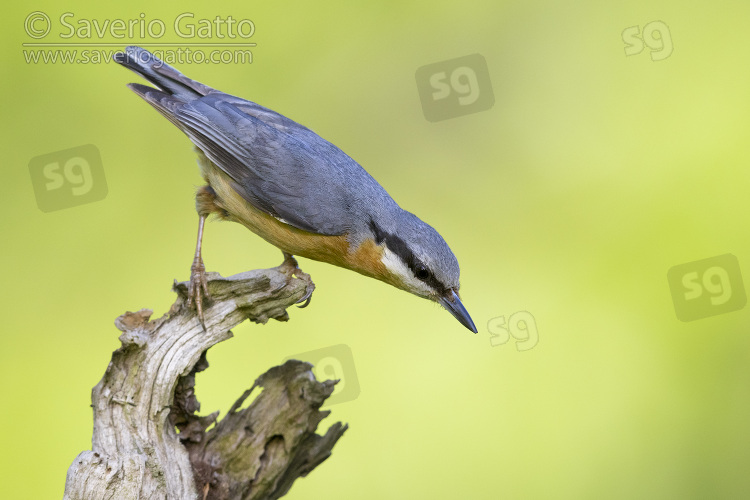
279 254 315 308
296 287 314 308
187 256 211 325
291 267 314 308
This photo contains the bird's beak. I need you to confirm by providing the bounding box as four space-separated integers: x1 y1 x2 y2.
439 289 478 333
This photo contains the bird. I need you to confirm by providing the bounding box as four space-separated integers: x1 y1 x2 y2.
113 46 477 333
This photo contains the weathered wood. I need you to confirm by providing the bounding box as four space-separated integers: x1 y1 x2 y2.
64 268 347 500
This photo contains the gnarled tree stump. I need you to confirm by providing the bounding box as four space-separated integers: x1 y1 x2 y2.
63 268 347 500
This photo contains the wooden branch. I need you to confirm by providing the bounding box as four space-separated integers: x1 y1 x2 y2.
64 268 347 500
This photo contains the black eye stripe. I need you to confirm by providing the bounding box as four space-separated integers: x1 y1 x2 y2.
369 219 447 293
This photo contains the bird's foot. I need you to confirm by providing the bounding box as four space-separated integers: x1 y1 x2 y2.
278 254 315 308
187 255 212 325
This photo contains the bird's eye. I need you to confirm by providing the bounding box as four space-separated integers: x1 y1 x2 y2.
415 264 430 281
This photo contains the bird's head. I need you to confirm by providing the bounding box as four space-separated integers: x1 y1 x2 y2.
366 213 477 333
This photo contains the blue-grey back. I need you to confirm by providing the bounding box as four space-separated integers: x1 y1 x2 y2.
176 92 401 237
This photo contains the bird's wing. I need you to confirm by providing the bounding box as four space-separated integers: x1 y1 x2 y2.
175 94 354 236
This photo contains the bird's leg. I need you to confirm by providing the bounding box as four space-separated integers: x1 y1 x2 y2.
187 214 212 324
187 185 224 324
278 252 315 308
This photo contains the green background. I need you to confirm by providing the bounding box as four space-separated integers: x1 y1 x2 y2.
3 1 750 498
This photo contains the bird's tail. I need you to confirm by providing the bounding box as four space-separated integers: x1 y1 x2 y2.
113 46 213 100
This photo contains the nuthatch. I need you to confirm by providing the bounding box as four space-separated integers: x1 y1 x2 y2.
114 46 477 333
